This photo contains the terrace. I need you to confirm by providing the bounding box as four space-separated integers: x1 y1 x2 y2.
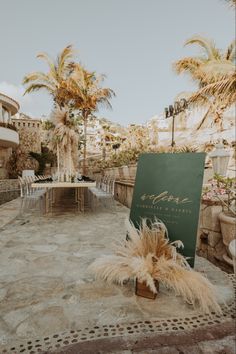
0 3 235 352
0 198 235 353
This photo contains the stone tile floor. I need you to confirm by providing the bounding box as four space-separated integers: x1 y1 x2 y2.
0 199 235 353
0 198 21 230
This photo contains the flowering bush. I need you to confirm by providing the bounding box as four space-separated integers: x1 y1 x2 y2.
90 144 200 172
202 174 236 216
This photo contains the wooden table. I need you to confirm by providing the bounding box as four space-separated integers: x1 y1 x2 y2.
31 182 96 214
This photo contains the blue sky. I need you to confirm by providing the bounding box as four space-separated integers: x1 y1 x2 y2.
0 0 234 125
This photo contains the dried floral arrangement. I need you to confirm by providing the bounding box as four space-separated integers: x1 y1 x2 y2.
49 106 80 175
89 219 222 314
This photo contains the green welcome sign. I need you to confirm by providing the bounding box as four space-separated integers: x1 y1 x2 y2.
130 153 206 267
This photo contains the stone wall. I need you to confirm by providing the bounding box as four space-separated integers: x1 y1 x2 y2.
196 200 230 270
0 179 20 205
12 116 42 153
0 147 12 179
9 115 42 176
114 180 134 208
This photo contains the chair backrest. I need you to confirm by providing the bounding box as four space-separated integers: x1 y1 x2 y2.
18 176 26 197
22 170 35 178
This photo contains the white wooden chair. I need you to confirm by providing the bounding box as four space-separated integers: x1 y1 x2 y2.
88 177 116 212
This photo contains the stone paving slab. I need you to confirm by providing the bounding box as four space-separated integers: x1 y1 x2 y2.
0 201 235 353
0 198 21 230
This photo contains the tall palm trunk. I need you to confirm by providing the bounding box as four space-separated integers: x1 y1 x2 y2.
196 107 211 130
82 110 89 175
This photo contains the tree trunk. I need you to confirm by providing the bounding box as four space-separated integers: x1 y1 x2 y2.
196 106 211 130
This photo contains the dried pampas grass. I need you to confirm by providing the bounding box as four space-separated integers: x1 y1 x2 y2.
49 106 79 173
89 219 222 314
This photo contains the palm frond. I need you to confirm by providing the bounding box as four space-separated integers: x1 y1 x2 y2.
57 44 75 77
173 57 203 76
22 72 53 85
23 83 55 95
224 40 236 60
37 52 58 81
188 92 212 109
200 60 235 83
185 36 221 60
189 73 236 109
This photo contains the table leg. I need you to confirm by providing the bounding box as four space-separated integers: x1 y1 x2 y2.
52 188 55 204
76 188 81 212
75 188 85 212
81 188 85 212
44 189 49 214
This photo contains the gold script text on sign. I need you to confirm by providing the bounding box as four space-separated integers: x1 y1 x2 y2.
140 191 192 205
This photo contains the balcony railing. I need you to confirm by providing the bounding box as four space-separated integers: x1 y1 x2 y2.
0 122 17 132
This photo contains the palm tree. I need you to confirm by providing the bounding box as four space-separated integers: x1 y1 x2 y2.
23 45 75 107
23 46 114 175
174 36 235 130
63 65 115 174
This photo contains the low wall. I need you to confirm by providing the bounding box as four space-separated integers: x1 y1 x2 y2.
0 179 20 205
114 180 134 208
197 200 230 270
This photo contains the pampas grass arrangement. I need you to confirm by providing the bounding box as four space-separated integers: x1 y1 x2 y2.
49 106 79 174
89 219 222 314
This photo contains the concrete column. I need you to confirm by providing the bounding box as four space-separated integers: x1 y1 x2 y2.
0 102 2 122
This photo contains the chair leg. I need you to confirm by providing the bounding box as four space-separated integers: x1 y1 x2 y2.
19 197 25 216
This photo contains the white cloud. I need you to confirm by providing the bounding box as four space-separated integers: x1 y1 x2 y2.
0 81 51 118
